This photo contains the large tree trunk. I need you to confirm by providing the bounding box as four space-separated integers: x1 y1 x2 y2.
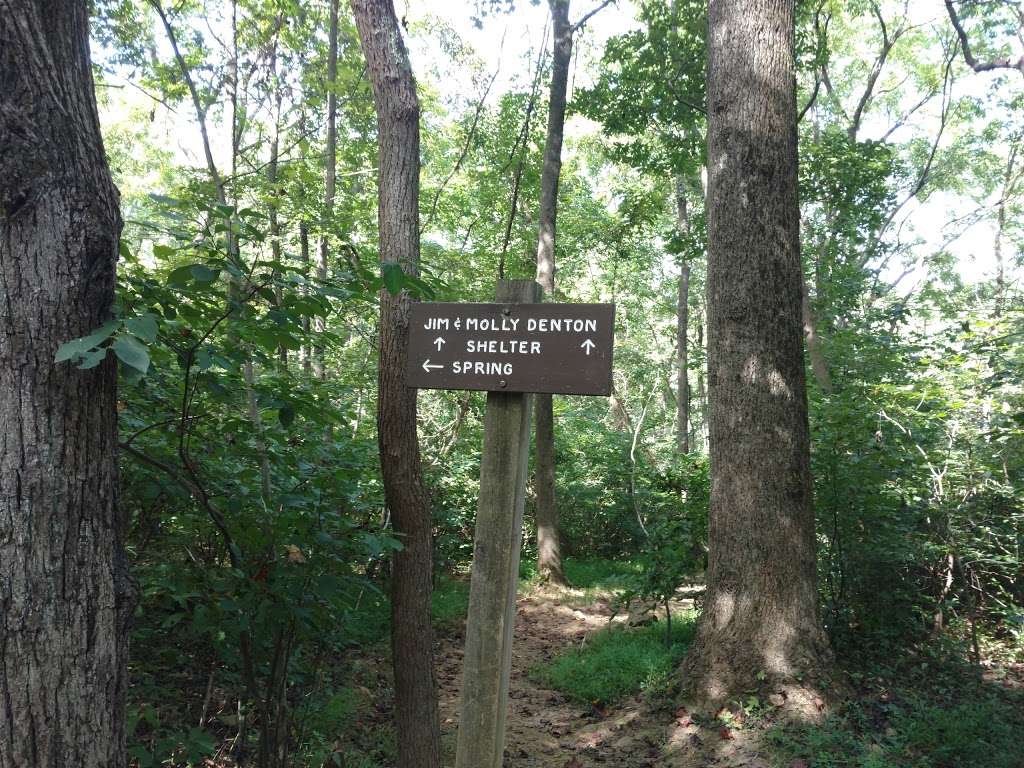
0 2 133 765
349 2 441 767
534 0 572 587
675 176 690 455
679 0 832 714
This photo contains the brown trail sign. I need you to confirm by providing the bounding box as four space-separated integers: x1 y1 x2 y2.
406 283 614 768
407 301 614 395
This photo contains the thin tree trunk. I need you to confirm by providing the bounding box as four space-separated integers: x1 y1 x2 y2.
802 280 833 393
229 1 272 506
534 0 572 587
349 2 441 766
993 142 1017 318
300 220 313 376
316 0 339 379
0 2 133 764
680 0 832 714
675 176 690 455
268 30 288 368
696 314 708 451
297 91 314 376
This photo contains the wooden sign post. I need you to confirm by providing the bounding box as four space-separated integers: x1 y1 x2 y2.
407 281 614 768
455 279 539 768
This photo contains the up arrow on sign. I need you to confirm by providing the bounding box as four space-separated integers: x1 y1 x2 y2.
581 338 596 355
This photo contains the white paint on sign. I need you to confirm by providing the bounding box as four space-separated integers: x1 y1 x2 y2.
453 361 514 375
581 338 596 355
423 315 600 335
464 317 520 332
466 339 542 354
526 318 598 333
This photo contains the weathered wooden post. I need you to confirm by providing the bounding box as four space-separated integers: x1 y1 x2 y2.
455 279 539 768
406 282 614 766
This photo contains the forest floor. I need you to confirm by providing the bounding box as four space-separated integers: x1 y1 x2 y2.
337 564 1024 768
432 583 770 768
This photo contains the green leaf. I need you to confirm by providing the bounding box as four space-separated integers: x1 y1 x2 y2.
54 320 119 363
278 403 295 429
382 262 405 296
81 320 121 349
404 274 436 300
168 265 194 286
196 347 214 371
152 244 176 260
78 347 109 369
148 193 184 208
112 334 150 374
55 340 85 363
127 745 155 768
125 314 158 343
191 264 219 283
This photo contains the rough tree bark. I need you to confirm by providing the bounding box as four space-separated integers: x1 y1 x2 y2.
349 2 441 766
534 0 573 587
0 2 134 765
679 0 833 713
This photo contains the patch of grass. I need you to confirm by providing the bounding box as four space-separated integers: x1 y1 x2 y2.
563 557 643 590
519 556 643 590
533 612 697 704
432 576 470 628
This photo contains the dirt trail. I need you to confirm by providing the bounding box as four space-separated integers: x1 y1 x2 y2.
424 585 1024 768
434 587 764 768
436 587 660 767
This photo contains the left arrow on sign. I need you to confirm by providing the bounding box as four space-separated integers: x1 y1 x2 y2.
422 359 444 372
434 336 446 351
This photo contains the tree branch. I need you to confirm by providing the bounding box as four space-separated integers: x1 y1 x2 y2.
149 0 226 201
421 39 503 234
571 0 615 33
945 0 1024 76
